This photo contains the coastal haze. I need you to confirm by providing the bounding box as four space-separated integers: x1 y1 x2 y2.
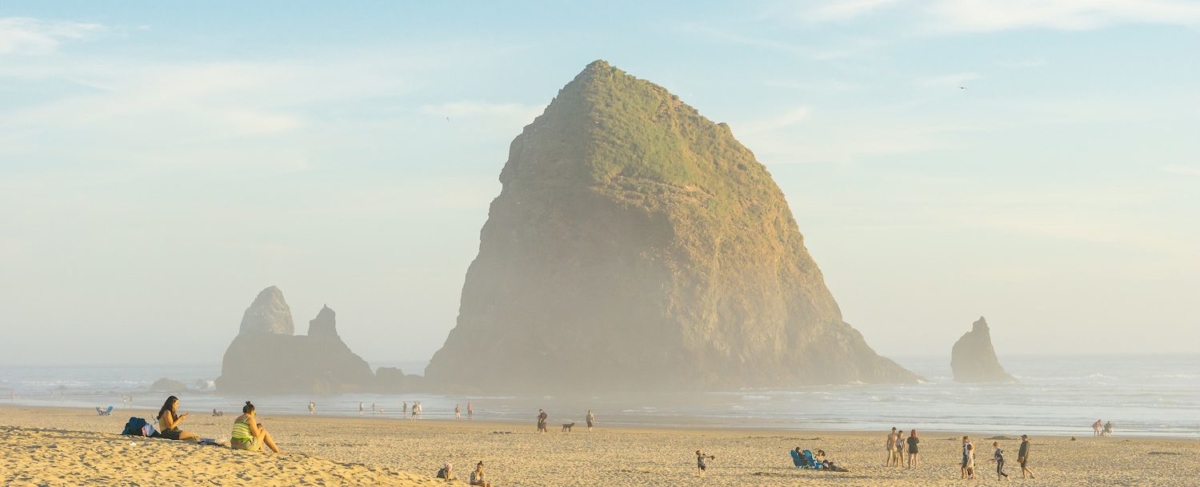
2 2 1200 486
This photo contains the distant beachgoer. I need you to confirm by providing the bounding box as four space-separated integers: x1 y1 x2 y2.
467 401 473 419
212 408 222 417
372 403 377 414
537 409 548 433
1103 421 1114 436
695 450 714 476
403 401 408 417
960 436 972 479
436 462 455 480
1093 419 1103 436
965 443 976 479
1018 434 1035 479
470 461 491 487
156 395 198 442
359 402 364 415
586 410 595 432
885 428 898 466
906 429 920 467
308 401 316 415
894 429 905 467
231 401 281 453
414 402 422 419
455 404 461 420
988 441 1009 480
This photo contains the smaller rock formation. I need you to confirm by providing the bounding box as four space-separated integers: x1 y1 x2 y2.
951 317 1016 383
217 287 376 395
150 378 187 392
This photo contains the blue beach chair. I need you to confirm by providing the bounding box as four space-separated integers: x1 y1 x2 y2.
790 449 804 467
802 450 824 470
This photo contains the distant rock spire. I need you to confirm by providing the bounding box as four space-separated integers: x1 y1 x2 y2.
237 286 294 335
308 304 339 340
950 316 1017 383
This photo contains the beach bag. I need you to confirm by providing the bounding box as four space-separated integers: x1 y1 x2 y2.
121 417 148 436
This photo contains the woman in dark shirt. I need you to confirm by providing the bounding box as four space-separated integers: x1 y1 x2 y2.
906 429 920 467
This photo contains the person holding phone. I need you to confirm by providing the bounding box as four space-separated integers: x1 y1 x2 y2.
156 395 198 442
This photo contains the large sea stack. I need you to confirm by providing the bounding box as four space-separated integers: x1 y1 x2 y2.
425 61 918 392
950 316 1016 383
217 287 375 394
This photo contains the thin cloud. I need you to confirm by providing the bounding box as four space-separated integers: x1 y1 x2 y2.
798 0 905 22
735 107 812 135
420 101 544 121
924 0 1200 33
0 17 105 55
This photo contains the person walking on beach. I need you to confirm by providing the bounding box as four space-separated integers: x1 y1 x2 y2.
467 401 473 420
988 441 1009 480
412 402 421 420
586 410 595 432
1018 434 1035 479
359 402 364 415
695 450 715 477
308 401 316 415
1093 419 1103 436
1103 421 1114 436
965 443 976 480
455 404 461 420
403 401 408 417
537 409 548 433
885 427 898 466
906 429 920 467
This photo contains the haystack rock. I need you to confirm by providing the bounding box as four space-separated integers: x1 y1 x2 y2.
950 316 1016 383
425 60 919 392
217 287 375 394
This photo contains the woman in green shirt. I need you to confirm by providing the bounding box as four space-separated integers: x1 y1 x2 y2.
231 401 281 453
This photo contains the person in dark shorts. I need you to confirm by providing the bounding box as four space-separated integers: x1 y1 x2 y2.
537 409 548 433
155 395 198 442
906 429 920 467
695 450 714 476
586 410 595 431
988 441 1009 480
1018 435 1035 479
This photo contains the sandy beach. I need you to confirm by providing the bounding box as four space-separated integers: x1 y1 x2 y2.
2 404 1197 486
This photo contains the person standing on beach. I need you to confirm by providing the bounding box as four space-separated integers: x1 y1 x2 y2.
695 450 714 477
1093 419 1102 436
1103 421 1114 436
906 429 920 467
894 429 905 467
537 409 548 433
885 427 898 466
467 402 473 419
960 436 972 479
586 410 595 432
965 443 976 479
359 402 364 415
1018 434 1035 479
308 401 316 415
403 401 408 417
455 404 461 420
988 441 1009 480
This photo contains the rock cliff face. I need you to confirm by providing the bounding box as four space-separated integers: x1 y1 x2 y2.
425 60 919 392
950 317 1016 383
217 288 375 394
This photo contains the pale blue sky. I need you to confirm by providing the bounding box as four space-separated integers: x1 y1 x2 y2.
1 1 1198 366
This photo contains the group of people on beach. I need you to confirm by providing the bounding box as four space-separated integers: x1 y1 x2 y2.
153 395 281 454
956 434 1034 481
1092 419 1115 436
534 409 596 433
885 427 921 467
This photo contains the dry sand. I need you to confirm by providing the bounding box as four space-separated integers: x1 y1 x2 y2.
2 404 1198 486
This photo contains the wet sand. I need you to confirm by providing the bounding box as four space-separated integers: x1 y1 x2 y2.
2 405 1197 486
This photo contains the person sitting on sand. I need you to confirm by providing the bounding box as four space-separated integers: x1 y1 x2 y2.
470 461 491 487
231 401 281 453
814 450 850 472
436 462 455 480
156 395 198 442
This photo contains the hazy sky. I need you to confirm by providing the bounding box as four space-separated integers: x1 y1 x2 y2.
2 1 1198 366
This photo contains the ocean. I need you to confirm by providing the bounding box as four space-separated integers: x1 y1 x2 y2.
2 354 1196 438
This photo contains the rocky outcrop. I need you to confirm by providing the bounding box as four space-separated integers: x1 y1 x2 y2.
951 317 1016 383
238 286 294 335
425 60 919 392
217 287 375 395
150 378 187 392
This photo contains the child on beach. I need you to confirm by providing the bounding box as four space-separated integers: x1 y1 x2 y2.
965 443 976 479
156 395 198 442
960 436 972 479
470 461 491 487
988 441 1009 480
695 450 715 476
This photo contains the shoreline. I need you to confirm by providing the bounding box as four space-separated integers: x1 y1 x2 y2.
4 404 1199 486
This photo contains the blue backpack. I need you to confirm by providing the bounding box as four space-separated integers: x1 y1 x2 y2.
121 417 157 437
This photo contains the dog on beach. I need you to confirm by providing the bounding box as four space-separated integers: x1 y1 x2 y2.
562 422 575 432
